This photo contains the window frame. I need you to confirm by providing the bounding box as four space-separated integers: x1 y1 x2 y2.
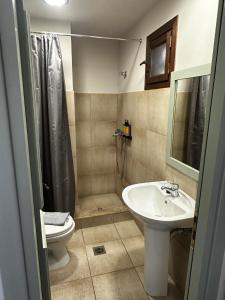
145 16 178 90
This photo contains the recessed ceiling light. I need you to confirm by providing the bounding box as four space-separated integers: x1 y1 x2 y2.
43 0 68 7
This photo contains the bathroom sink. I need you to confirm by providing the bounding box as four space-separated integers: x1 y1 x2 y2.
122 181 195 230
122 181 195 297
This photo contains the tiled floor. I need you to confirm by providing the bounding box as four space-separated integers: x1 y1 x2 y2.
50 220 183 300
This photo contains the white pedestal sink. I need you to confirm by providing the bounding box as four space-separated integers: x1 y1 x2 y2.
122 181 195 297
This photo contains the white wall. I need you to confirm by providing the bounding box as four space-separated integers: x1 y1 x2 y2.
119 0 219 93
72 38 119 93
30 17 73 91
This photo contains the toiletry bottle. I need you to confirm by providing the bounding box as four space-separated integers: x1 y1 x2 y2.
123 120 131 137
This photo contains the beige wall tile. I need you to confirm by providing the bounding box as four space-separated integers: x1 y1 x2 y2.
116 171 124 198
75 93 91 121
91 173 116 195
165 166 197 199
133 92 149 130
117 94 123 125
148 88 170 135
66 91 75 126
91 94 117 122
119 93 136 123
92 269 149 300
76 122 92 148
133 161 148 184
77 175 92 197
77 148 93 176
132 127 147 166
92 121 116 146
92 146 116 174
146 131 167 179
51 278 95 300
145 169 161 182
69 125 76 157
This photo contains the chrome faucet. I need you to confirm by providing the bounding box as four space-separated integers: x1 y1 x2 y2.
161 182 179 197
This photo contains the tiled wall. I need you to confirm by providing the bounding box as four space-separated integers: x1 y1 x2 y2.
66 91 78 218
75 93 118 199
116 89 198 294
72 88 198 293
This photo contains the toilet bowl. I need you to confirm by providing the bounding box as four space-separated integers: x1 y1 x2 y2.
45 215 75 271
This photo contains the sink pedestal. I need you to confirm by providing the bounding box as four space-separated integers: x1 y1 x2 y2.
144 224 170 297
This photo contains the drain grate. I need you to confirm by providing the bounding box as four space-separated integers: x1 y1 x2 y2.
93 245 106 256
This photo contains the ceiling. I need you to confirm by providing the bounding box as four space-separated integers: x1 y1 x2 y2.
24 0 157 36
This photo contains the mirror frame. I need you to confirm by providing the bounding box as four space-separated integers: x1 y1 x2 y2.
166 64 211 181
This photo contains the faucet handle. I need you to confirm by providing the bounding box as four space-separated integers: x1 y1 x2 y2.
162 182 179 191
170 182 179 191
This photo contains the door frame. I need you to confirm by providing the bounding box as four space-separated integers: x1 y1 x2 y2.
0 0 44 299
186 0 225 298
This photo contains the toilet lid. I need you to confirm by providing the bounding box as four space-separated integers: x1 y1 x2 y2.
45 215 74 238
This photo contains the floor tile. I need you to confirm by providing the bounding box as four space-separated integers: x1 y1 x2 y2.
92 268 149 300
136 266 183 300
51 278 95 300
82 224 120 245
50 247 90 286
86 239 133 276
123 235 144 267
115 220 142 239
67 229 85 249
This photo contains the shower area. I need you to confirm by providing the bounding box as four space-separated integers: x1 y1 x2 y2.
30 18 140 228
71 37 134 227
74 93 130 226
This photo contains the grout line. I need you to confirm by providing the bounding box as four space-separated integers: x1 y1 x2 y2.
115 221 148 294
91 266 135 278
81 229 97 300
133 266 151 299
113 222 136 268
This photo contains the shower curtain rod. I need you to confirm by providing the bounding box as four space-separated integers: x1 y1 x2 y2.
31 30 142 43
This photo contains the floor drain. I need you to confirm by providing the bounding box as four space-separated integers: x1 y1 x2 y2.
93 245 106 256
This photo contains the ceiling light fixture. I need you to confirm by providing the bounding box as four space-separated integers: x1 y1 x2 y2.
43 0 68 7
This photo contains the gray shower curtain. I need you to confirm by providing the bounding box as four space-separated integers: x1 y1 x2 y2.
31 34 75 216
186 75 210 170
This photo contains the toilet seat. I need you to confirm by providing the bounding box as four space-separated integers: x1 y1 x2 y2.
45 215 74 238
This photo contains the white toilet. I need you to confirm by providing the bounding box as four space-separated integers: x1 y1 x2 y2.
45 215 75 271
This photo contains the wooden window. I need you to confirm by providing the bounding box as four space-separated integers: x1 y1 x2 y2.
145 16 178 90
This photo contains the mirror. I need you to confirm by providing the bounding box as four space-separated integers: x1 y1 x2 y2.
166 64 211 180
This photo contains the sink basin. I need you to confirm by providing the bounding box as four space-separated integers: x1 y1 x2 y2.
122 181 195 297
122 181 195 230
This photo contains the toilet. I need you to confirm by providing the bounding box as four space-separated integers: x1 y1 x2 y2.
45 215 75 271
